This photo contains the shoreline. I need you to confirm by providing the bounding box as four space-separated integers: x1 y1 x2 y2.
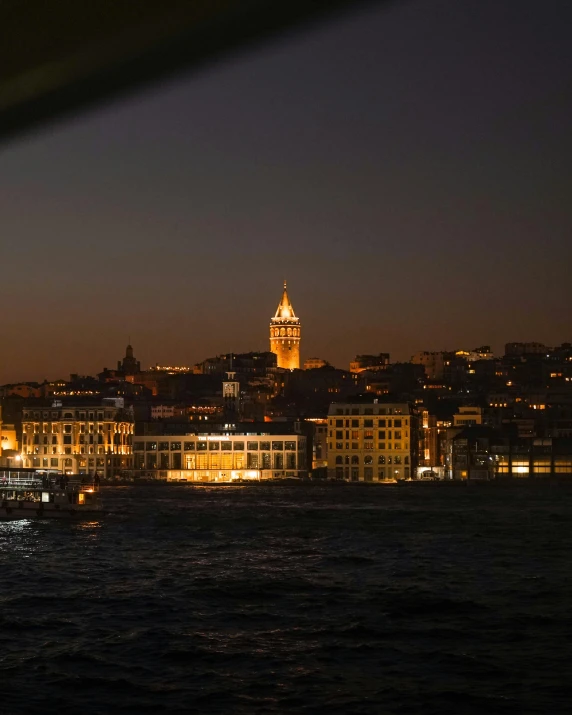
100 477 572 488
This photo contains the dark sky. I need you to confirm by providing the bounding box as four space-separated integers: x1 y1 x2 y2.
1 0 571 383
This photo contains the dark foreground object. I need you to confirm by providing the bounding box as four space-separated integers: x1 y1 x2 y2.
0 0 379 144
1 482 571 714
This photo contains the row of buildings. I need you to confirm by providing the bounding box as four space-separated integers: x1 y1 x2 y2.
7 393 572 483
2 282 572 482
5 396 309 482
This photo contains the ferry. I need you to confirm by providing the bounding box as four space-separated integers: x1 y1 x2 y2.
0 468 101 520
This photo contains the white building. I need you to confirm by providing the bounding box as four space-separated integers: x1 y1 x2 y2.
133 430 307 482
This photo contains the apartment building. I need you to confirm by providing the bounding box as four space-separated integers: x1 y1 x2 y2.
21 398 134 478
327 400 413 482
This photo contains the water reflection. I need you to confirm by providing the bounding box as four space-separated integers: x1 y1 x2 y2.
0 519 29 533
74 520 102 538
0 518 41 556
2 484 571 715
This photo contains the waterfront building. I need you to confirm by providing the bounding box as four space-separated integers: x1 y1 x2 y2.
495 437 572 478
0 405 20 467
327 400 413 482
20 398 134 478
446 425 496 480
417 409 449 477
132 424 307 481
306 418 328 471
445 426 572 480
0 423 18 454
270 281 300 370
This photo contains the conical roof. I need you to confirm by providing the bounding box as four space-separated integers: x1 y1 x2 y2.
274 281 296 319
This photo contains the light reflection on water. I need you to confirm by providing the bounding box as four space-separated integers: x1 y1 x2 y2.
0 519 29 533
0 518 41 557
71 520 102 541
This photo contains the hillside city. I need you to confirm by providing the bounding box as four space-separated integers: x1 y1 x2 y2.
1 284 571 483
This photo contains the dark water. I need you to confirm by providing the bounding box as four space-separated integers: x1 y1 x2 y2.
1 483 572 715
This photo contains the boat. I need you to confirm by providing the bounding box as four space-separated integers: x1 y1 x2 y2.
0 468 102 520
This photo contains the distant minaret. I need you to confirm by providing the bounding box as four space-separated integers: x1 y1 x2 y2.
269 281 301 370
118 342 141 375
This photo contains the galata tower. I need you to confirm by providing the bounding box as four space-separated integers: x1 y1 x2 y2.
269 281 301 370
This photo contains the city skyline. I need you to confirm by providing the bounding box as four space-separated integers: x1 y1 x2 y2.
1 0 571 383
3 323 572 387
3 278 572 384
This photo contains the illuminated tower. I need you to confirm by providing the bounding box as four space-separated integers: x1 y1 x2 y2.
270 281 301 370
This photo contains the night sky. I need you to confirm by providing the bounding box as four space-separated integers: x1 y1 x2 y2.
1 0 571 383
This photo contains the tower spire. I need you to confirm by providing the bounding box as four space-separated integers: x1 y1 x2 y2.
275 280 296 319
269 280 301 370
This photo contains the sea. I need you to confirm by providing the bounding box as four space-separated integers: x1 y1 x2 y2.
1 482 572 715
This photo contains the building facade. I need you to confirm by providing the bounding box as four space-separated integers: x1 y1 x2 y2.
0 405 19 467
349 354 390 373
327 400 413 482
306 418 328 471
21 399 134 478
453 406 483 427
444 427 572 480
304 358 329 370
133 430 307 482
269 281 301 370
417 409 450 478
411 351 447 380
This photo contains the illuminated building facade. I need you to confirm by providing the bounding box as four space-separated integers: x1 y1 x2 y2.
306 418 328 470
21 399 134 478
270 281 300 370
0 405 19 467
327 400 413 482
443 426 572 480
133 430 307 481
416 409 449 478
453 406 483 427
